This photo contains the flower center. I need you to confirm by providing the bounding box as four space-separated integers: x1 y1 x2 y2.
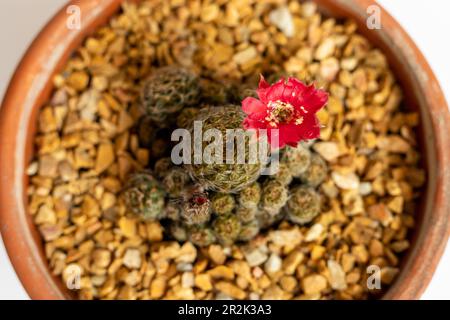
265 100 303 127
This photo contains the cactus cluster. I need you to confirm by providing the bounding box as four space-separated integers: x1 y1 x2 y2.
123 171 166 220
285 186 321 224
140 65 200 125
180 191 212 225
122 66 330 247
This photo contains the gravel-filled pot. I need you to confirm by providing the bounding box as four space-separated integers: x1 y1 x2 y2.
0 0 449 300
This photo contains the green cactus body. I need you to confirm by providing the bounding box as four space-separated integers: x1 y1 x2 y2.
176 107 200 128
238 182 261 209
257 210 284 229
213 214 242 245
140 66 200 125
227 81 258 104
299 153 328 187
282 144 312 177
186 106 266 193
238 220 260 242
286 186 321 225
170 222 188 242
181 192 212 225
272 162 293 185
162 167 190 198
212 193 236 215
123 171 166 220
189 225 217 247
200 79 236 105
164 201 181 221
236 206 257 224
154 157 173 179
261 180 289 215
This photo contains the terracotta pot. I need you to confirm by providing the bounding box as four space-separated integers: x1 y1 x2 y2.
0 0 448 300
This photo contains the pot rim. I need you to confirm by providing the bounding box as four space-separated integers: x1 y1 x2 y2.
0 0 449 300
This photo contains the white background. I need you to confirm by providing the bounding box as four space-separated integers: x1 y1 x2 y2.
0 0 448 300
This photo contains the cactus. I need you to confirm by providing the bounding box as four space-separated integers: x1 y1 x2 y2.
154 157 173 179
189 225 217 247
237 182 261 209
162 167 190 198
257 210 284 229
282 144 311 177
238 220 260 242
164 201 181 221
140 65 200 125
228 81 258 103
186 106 267 193
211 193 236 215
271 162 293 185
213 214 242 245
286 186 321 225
299 153 327 187
180 191 212 225
170 222 188 242
261 180 289 215
176 107 200 128
236 206 257 224
200 78 236 105
123 171 166 220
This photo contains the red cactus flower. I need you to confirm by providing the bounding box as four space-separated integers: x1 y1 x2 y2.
242 75 328 149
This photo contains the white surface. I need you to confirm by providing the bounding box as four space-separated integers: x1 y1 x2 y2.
0 0 448 300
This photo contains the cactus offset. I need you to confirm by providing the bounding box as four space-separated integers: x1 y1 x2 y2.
180 191 212 225
162 167 190 198
213 214 242 245
299 153 328 187
271 162 293 185
238 220 260 242
282 144 311 177
170 222 189 242
123 171 166 220
211 193 236 215
176 107 200 128
154 157 173 178
189 225 217 247
140 65 200 125
261 180 289 215
236 206 257 224
237 182 261 209
286 186 321 225
200 78 237 105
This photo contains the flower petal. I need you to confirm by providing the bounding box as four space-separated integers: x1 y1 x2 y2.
265 80 288 102
296 115 321 140
241 76 328 150
277 123 303 147
258 74 270 89
287 77 309 92
298 85 328 113
242 97 266 115
303 85 328 113
243 117 266 130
